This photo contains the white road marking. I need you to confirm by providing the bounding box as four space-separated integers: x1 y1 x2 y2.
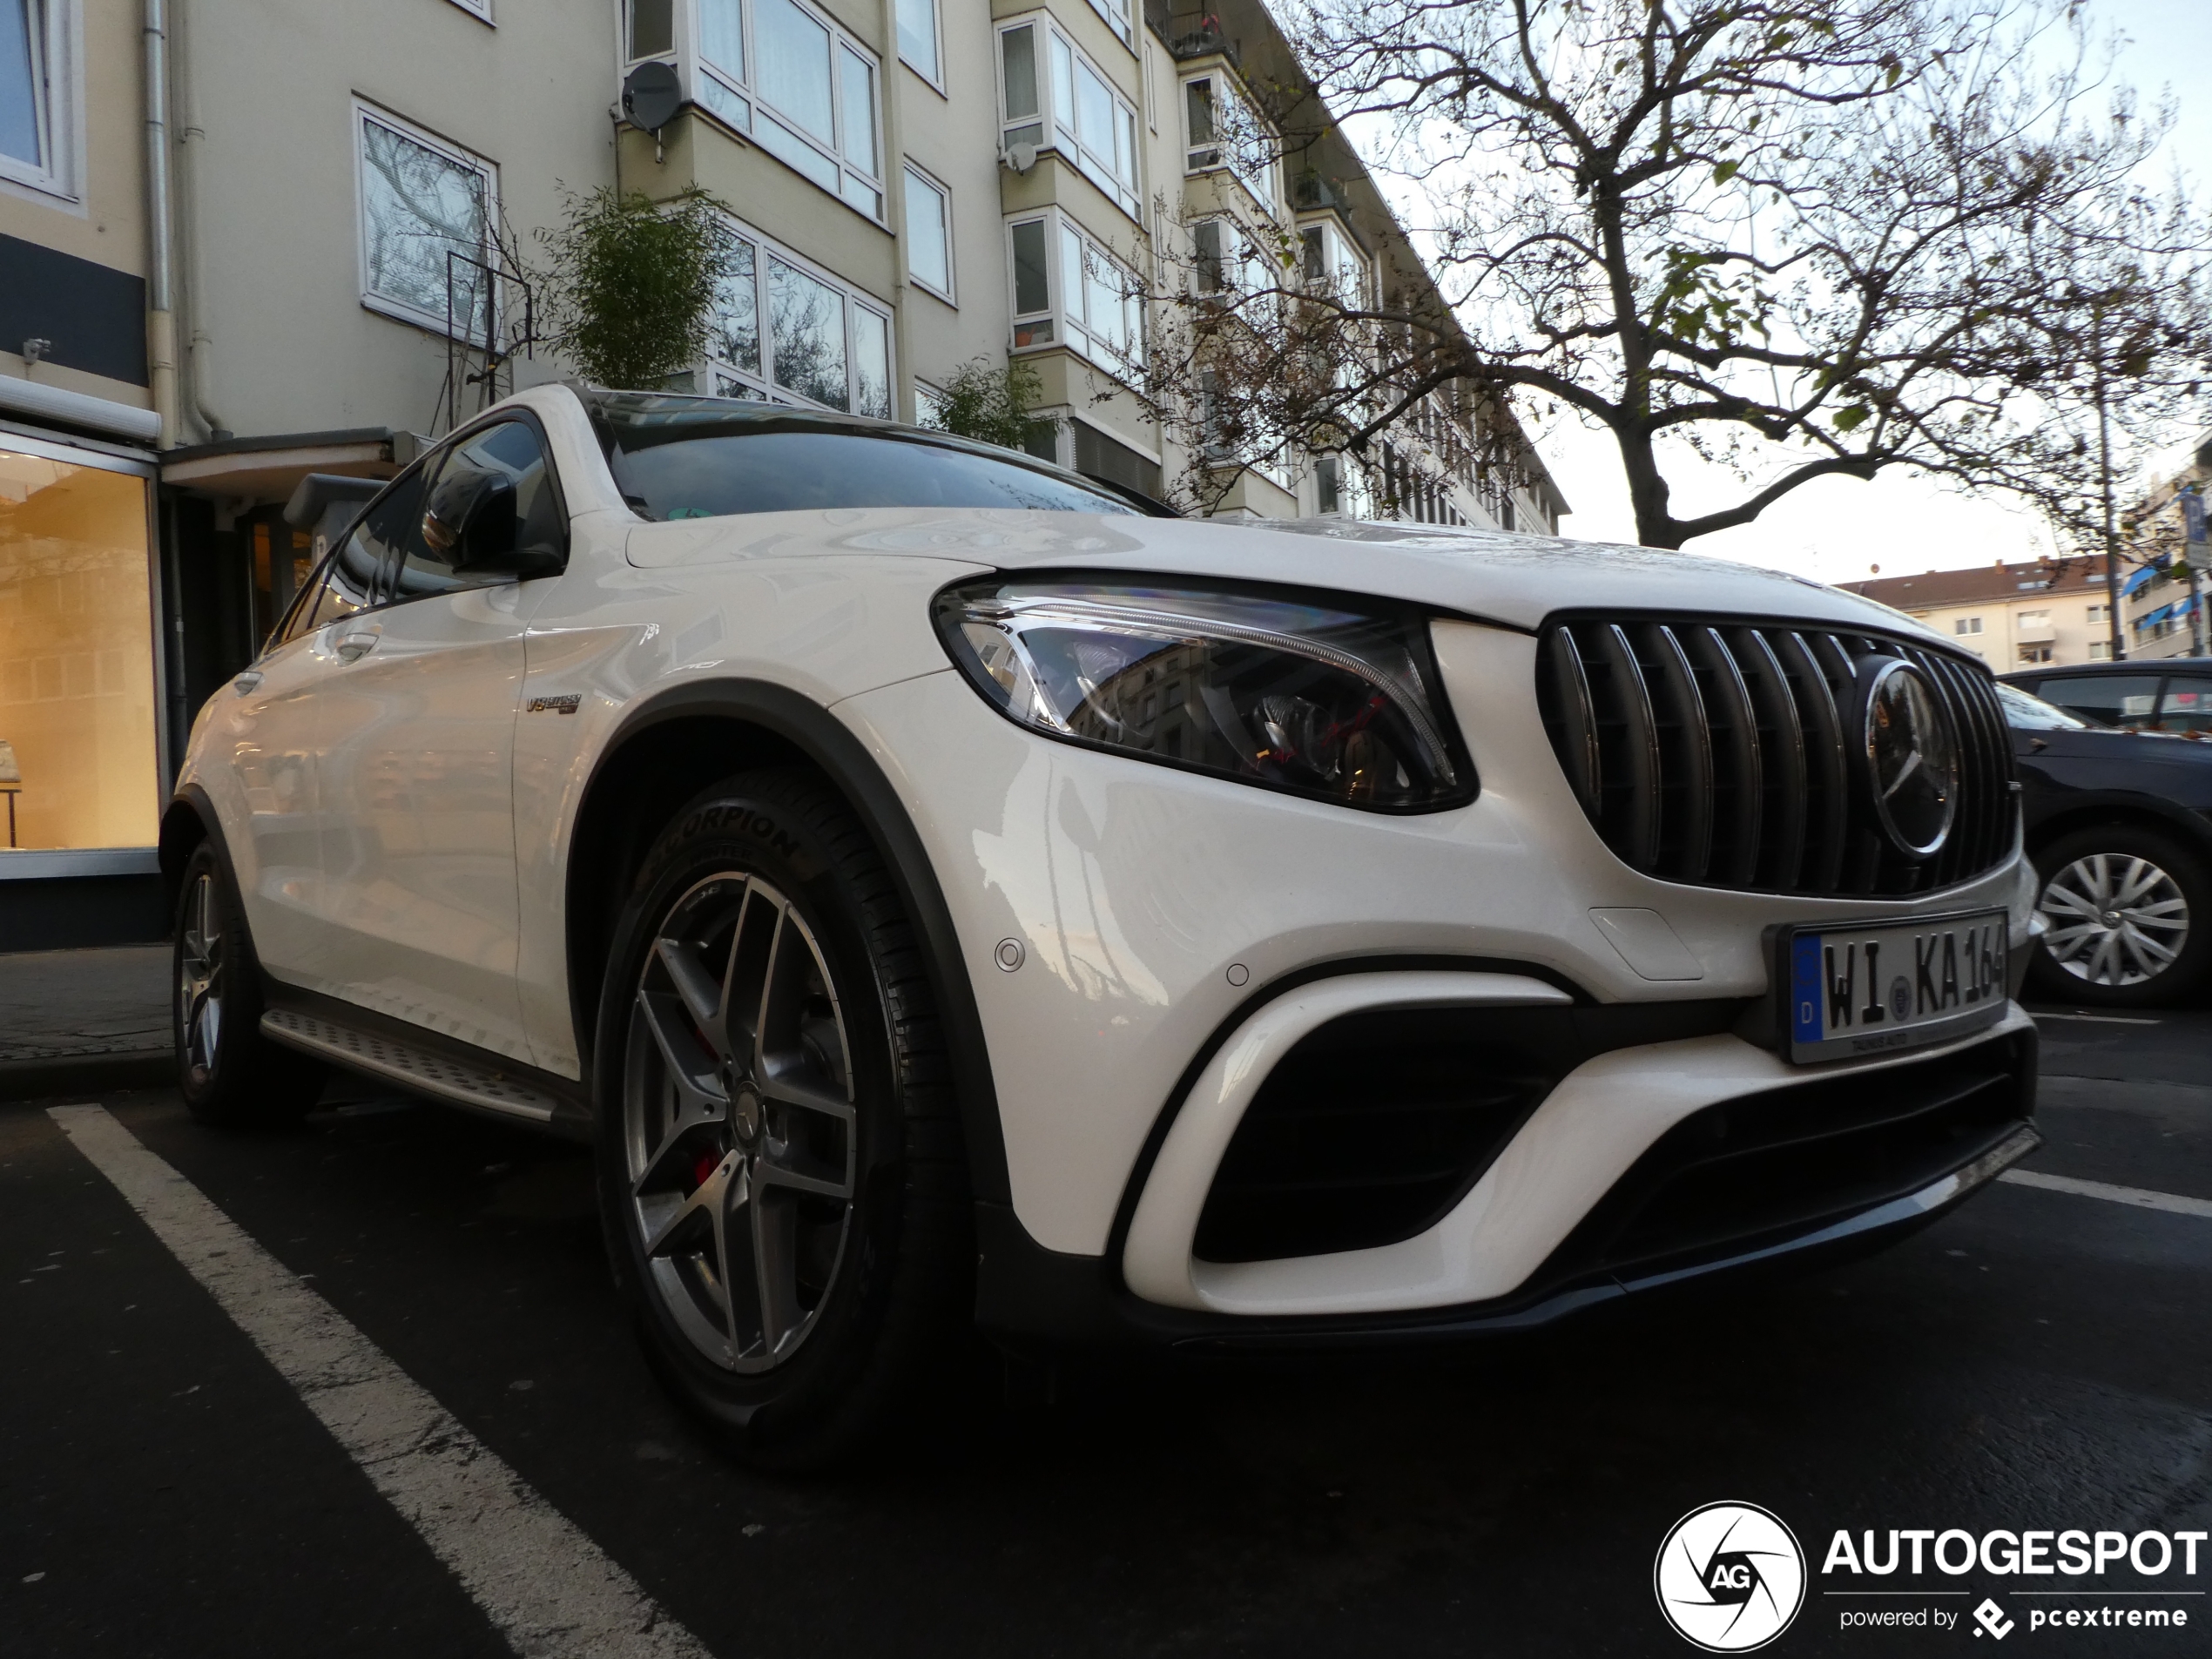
47 1105 709 1659
1999 1166 2212 1219
2033 1013 2161 1025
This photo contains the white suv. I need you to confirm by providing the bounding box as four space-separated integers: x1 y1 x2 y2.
166 385 2040 1466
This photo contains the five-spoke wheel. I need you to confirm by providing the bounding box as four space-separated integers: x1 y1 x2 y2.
624 873 858 1372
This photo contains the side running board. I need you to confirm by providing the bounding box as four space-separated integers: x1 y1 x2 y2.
261 1008 559 1125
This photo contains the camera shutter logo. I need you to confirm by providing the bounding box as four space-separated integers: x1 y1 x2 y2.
1655 1501 1806 1651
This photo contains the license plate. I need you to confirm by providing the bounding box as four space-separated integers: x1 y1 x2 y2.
1785 909 2009 1062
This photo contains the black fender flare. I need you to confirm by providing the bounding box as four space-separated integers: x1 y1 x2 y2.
570 678 1011 1207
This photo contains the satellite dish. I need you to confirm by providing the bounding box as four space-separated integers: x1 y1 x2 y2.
1005 140 1038 174
623 61 684 133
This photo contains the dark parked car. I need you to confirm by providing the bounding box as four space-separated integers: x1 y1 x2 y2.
1996 679 2212 1007
2005 658 2212 737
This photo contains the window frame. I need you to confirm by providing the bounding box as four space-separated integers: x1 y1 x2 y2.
0 0 80 203
894 0 943 91
1078 0 1133 50
1003 209 1144 376
442 0 494 21
352 101 500 340
1953 616 1984 637
624 0 888 226
1181 68 1278 217
901 163 954 302
702 212 897 418
995 16 1141 222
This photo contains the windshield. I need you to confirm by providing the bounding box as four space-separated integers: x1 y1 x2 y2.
588 393 1147 521
1996 682 2101 732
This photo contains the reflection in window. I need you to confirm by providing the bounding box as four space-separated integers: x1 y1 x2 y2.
357 108 495 336
712 232 760 373
770 258 849 409
851 307 892 419
0 448 158 852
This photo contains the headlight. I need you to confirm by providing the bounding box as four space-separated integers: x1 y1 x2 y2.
933 578 1475 811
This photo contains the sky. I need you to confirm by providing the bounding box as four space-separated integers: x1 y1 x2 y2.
1506 0 2212 584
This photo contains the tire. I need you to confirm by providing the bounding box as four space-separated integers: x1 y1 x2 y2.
2027 822 2212 1008
593 768 971 1470
173 840 327 1127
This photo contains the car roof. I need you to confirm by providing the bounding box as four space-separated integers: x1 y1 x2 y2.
2000 658 2212 683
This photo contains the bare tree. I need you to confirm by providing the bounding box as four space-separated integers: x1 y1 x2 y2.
1140 0 2207 548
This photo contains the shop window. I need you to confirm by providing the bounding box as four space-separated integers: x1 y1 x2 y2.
0 446 159 852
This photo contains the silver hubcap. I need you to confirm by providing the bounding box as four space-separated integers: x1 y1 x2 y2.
2039 853 2190 988
623 873 857 1373
178 871 225 1074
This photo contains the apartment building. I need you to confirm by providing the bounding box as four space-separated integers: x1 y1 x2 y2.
1838 556 2115 672
2117 431 2210 661
0 0 1563 945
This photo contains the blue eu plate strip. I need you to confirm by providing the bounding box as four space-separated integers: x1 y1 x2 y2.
1790 933 1824 1045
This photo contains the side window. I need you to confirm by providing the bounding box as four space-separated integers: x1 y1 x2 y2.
395 419 563 602
2158 675 2212 734
2036 673 2161 730
276 474 425 645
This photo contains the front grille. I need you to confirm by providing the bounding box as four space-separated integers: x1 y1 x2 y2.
1536 616 2015 897
1191 1000 1743 1264
1542 1027 2033 1285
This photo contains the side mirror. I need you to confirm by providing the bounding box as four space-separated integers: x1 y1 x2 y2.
422 462 560 577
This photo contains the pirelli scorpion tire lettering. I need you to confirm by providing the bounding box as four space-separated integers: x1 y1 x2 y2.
592 769 972 1470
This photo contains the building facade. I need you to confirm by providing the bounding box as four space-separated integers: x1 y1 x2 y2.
2117 432 2210 662
1838 556 2116 673
0 0 1563 946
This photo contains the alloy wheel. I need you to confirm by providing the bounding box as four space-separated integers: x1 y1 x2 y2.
623 873 858 1373
178 869 226 1075
2038 853 2190 988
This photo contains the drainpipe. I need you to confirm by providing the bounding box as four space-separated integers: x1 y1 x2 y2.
876 0 911 419
169 0 228 439
143 0 179 447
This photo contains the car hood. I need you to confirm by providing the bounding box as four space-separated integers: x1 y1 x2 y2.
625 509 1936 638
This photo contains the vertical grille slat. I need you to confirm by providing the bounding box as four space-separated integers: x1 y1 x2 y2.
1595 624 1664 870
1535 614 2016 900
1645 625 1715 880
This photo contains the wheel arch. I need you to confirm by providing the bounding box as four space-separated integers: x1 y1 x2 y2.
564 679 1010 1205
2025 795 2212 867
158 786 220 928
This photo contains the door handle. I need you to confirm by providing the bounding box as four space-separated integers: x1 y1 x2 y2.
233 671 263 695
334 630 382 662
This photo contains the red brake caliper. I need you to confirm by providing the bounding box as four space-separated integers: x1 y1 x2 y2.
692 1149 720 1190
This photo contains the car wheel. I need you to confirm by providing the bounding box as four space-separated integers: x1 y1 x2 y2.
173 840 327 1126
2027 823 2212 1008
593 768 970 1469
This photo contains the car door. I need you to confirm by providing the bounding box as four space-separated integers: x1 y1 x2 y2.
309 417 567 1063
214 531 382 983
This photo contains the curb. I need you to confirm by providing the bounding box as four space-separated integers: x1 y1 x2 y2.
0 1050 172 1103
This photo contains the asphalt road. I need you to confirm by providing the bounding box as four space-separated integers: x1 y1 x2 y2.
3 1008 2208 1658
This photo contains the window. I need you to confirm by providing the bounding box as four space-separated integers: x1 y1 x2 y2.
2087 603 2108 624
1 0 76 199
996 18 1139 220
903 166 952 299
705 216 894 417
2037 673 2160 729
401 421 564 599
1006 212 1142 373
2017 644 2053 664
590 397 1142 518
1182 71 1275 210
1953 617 1983 636
630 0 886 222
1190 216 1271 296
444 0 493 19
2161 676 2212 734
0 442 158 853
1315 454 1340 516
1080 0 1132 48
2018 610 2050 627
354 105 496 338
894 0 938 84
2087 639 2112 661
